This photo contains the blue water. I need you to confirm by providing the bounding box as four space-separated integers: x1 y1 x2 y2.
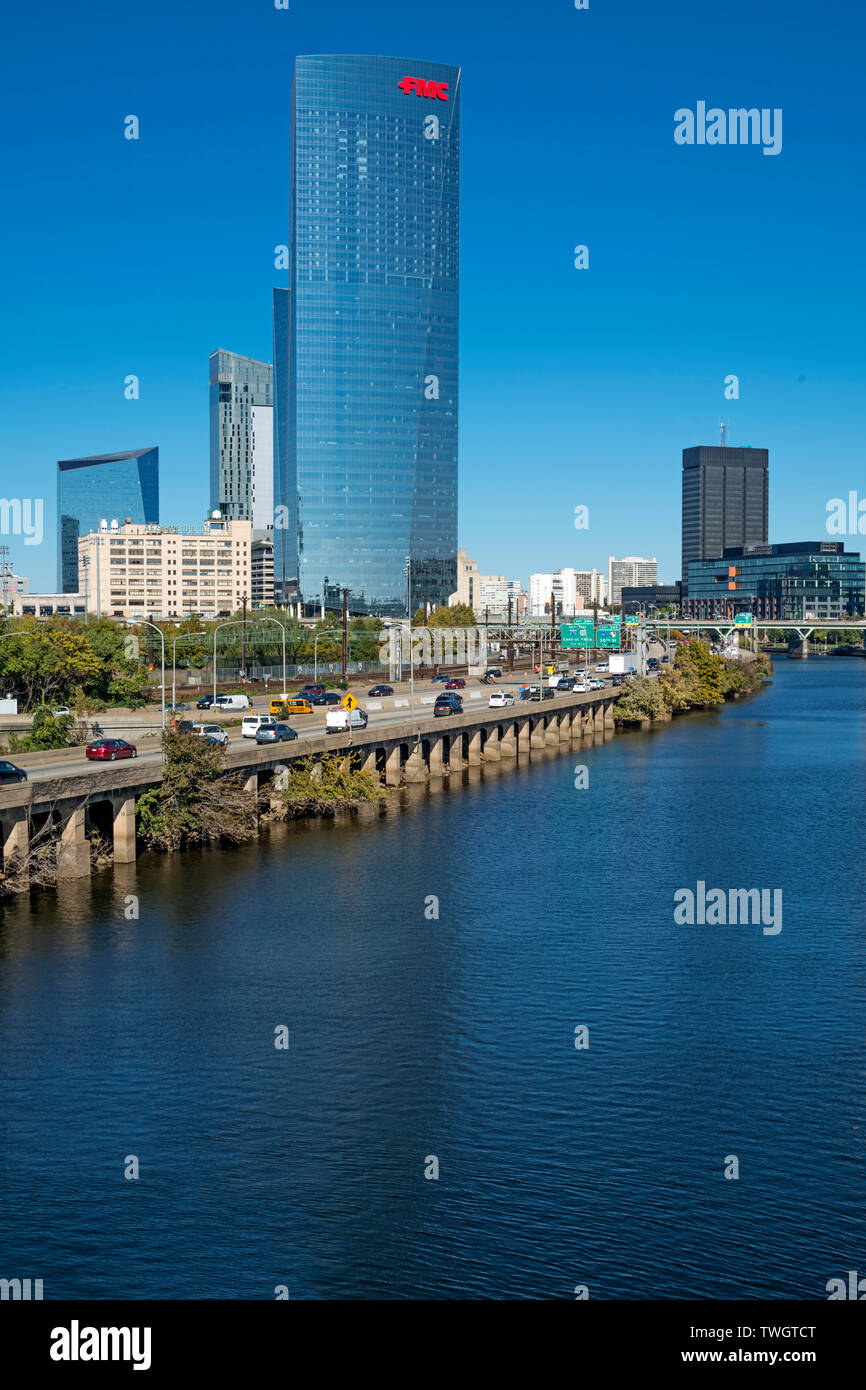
1 659 864 1299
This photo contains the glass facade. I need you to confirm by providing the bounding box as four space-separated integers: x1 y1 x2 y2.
682 446 768 592
684 542 865 620
279 54 459 615
272 288 295 602
57 448 159 592
209 351 273 521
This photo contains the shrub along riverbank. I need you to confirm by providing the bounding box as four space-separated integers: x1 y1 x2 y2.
613 641 771 724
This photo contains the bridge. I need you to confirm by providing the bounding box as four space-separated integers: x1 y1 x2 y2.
0 686 618 882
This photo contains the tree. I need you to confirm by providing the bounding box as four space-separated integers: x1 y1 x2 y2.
423 604 475 628
136 730 260 851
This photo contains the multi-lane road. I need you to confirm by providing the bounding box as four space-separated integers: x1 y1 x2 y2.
5 671 625 785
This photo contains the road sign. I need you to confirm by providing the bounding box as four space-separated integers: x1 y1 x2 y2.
734 614 753 626
561 619 594 648
342 692 359 711
624 615 640 625
594 617 622 647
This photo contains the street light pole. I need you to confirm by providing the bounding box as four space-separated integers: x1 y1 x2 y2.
126 619 166 733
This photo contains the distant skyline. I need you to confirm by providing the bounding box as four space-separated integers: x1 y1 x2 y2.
1 0 864 592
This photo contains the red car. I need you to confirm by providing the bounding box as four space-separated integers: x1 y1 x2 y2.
445 678 466 690
300 684 326 696
85 738 137 761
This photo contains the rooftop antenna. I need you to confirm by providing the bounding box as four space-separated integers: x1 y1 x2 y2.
720 421 728 447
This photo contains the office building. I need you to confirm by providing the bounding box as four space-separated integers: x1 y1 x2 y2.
477 578 525 618
529 569 585 617
12 590 86 619
209 351 273 522
683 541 865 620
620 583 682 615
77 513 251 621
607 556 658 608
57 448 159 592
682 445 768 591
276 54 460 615
272 288 294 603
575 568 606 606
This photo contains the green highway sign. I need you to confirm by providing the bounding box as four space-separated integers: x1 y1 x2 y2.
734 613 753 625
561 619 594 648
624 615 640 625
595 624 621 649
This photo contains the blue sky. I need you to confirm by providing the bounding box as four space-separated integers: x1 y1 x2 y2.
1 0 864 591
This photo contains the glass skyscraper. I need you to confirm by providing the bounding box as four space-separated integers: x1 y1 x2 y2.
209 351 273 522
57 447 159 592
276 54 460 615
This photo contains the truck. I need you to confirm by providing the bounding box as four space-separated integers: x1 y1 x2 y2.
608 653 627 674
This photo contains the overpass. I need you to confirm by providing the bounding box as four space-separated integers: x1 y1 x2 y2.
0 686 618 883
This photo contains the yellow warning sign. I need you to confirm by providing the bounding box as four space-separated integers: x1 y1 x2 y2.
342 692 359 711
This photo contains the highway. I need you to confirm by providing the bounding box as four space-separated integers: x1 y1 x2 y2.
4 670 627 785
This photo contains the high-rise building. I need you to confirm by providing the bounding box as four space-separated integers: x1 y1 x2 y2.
276 54 460 615
209 351 273 522
251 536 275 608
575 568 606 606
681 445 769 591
607 556 658 608
250 405 274 536
57 448 159 593
272 288 294 603
529 569 583 616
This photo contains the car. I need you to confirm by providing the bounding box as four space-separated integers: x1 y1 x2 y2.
431 673 451 683
660 655 670 663
611 674 625 686
488 690 515 707
52 705 70 716
85 738 137 761
192 724 228 747
255 722 298 744
528 686 555 701
647 657 660 669
595 662 610 673
173 719 195 734
305 691 330 705
277 698 314 717
268 696 291 717
299 684 326 696
445 678 466 690
321 691 343 705
572 681 591 692
242 715 276 738
434 694 463 717
556 678 574 691
171 701 191 711
325 706 368 733
196 694 218 710
368 684 393 696
0 759 27 784
485 668 502 679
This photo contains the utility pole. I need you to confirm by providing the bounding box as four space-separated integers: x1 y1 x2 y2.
341 587 348 680
241 591 247 678
0 546 9 618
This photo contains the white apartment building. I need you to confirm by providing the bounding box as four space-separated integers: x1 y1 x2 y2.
477 577 525 618
529 568 588 617
607 555 658 608
575 568 606 606
78 512 252 621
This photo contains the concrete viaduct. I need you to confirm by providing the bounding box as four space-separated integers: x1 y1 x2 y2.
0 688 618 882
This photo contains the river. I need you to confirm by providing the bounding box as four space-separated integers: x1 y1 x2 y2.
1 658 864 1299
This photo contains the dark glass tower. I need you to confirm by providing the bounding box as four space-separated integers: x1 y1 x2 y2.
57 448 159 592
278 54 460 615
682 445 769 592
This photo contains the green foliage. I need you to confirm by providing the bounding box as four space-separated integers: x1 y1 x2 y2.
612 676 667 723
0 618 146 711
136 729 259 851
277 753 387 817
414 604 475 628
9 705 77 751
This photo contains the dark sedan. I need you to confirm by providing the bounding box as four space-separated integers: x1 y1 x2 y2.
445 678 466 690
434 695 463 717
0 759 27 784
255 722 298 744
368 684 393 696
85 739 137 761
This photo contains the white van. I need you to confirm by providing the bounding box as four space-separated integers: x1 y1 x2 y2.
325 706 368 733
210 693 251 712
242 714 275 738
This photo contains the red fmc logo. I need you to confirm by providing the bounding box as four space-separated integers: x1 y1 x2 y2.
398 76 449 100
